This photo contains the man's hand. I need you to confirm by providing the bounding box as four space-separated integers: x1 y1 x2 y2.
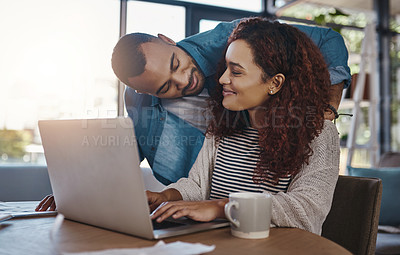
35 195 56 211
150 199 228 223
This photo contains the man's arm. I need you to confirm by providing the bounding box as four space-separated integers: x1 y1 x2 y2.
329 82 345 111
325 81 345 120
181 22 351 118
294 25 351 88
177 19 241 78
124 87 152 162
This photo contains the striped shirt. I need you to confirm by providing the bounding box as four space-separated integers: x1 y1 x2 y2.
209 127 292 199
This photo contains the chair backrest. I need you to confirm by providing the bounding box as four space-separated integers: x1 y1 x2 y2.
322 175 382 255
348 166 400 226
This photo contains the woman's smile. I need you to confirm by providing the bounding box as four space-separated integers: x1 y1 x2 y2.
222 87 237 96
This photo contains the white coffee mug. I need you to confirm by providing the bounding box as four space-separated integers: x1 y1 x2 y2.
224 192 272 239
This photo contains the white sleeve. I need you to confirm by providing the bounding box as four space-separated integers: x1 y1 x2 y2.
166 137 217 201
270 121 340 235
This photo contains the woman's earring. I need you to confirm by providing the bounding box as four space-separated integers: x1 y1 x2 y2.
270 90 274 95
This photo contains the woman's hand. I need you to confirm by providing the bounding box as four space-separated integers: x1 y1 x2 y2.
151 199 228 223
146 190 169 212
146 188 183 212
35 194 56 211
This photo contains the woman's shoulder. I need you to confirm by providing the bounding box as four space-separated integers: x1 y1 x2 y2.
203 135 219 151
322 120 339 135
312 120 339 146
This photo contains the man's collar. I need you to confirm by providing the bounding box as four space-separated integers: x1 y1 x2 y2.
151 96 161 107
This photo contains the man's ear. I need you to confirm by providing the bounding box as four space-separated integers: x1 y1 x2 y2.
157 34 176 45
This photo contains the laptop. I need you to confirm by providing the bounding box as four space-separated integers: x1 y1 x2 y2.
38 117 228 239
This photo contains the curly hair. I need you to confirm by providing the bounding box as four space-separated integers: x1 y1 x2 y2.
207 17 330 183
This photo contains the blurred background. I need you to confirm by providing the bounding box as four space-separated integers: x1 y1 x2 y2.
1 0 399 173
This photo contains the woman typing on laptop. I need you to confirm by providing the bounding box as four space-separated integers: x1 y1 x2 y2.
36 17 340 236
147 17 340 235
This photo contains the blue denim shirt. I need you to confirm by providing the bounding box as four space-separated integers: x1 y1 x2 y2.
125 20 351 185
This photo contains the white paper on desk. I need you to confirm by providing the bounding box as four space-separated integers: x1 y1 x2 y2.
63 241 215 255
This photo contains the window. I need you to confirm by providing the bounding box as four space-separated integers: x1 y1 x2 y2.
0 0 120 164
127 1 185 41
175 0 262 12
199 19 220 33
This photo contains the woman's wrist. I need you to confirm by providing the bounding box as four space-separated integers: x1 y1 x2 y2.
161 188 183 201
213 198 229 218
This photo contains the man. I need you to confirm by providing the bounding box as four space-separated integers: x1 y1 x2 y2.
112 18 351 186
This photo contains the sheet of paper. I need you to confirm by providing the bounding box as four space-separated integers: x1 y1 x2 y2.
0 201 57 217
0 213 12 222
63 241 216 255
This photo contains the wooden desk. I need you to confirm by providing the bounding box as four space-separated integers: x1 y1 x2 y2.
0 216 351 255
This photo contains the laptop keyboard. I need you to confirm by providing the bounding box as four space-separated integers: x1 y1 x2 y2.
152 219 186 230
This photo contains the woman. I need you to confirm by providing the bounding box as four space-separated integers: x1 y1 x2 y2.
148 17 340 235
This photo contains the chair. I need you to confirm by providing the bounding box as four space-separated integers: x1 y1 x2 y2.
376 152 400 255
322 175 382 255
347 153 400 255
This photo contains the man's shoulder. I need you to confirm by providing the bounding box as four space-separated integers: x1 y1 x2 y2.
292 23 343 45
292 23 330 34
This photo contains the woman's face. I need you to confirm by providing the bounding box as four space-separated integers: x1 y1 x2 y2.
219 39 272 112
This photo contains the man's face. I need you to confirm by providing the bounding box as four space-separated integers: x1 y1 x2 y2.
127 38 205 99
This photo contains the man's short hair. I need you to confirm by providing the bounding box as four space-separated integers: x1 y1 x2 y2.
111 33 156 85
